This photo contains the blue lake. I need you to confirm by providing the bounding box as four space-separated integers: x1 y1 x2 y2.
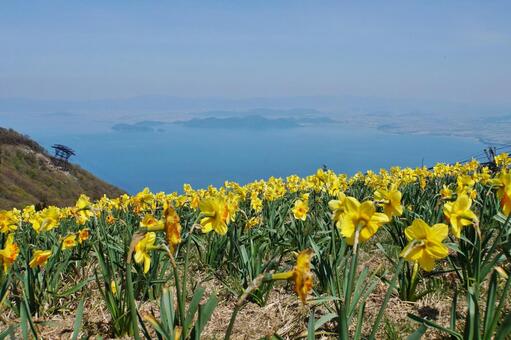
33 126 484 194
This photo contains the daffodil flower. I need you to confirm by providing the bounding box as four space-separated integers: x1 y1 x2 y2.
62 234 78 250
339 197 390 246
443 194 478 238
29 250 52 268
292 199 308 221
74 195 94 225
0 210 19 233
0 234 19 272
140 214 164 231
163 202 181 253
272 249 314 304
329 192 347 228
440 185 453 200
30 206 61 233
493 171 511 216
199 197 230 235
374 187 404 218
78 228 90 244
134 232 158 273
400 219 449 271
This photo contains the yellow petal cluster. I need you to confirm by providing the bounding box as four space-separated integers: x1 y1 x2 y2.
443 194 478 238
400 219 449 271
199 197 230 235
331 196 390 245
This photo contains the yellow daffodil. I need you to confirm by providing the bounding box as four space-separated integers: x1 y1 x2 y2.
495 153 511 167
245 216 262 229
457 175 475 192
30 206 60 233
163 202 181 253
292 199 308 221
227 194 240 222
132 188 156 213
374 187 403 218
0 210 19 233
0 234 19 272
29 250 52 268
140 214 164 231
329 192 347 229
78 228 90 244
22 205 35 222
134 232 157 273
250 193 263 213
400 219 449 271
62 234 78 250
440 185 453 200
443 194 478 238
199 197 230 235
73 194 94 225
338 197 390 245
106 214 115 225
494 171 511 216
272 249 314 304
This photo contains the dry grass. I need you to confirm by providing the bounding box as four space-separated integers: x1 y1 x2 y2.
0 253 471 340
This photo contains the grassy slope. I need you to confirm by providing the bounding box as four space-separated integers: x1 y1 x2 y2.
0 127 125 209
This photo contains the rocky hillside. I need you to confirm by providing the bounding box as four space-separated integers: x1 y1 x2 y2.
0 127 125 209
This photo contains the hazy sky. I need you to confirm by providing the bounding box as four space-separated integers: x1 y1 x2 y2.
1 1 510 105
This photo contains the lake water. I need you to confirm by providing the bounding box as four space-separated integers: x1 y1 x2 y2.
33 126 484 194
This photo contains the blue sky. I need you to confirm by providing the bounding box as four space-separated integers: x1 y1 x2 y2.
1 1 510 105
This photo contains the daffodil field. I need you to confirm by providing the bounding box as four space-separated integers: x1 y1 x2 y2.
1 154 511 339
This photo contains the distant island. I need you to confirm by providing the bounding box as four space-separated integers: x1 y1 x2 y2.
174 115 335 129
111 112 337 132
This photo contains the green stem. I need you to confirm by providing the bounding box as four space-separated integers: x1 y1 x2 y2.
345 225 361 316
164 246 186 339
126 262 140 340
224 304 241 340
180 233 192 338
409 261 420 301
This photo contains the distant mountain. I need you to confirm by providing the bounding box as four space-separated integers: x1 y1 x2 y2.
0 127 125 209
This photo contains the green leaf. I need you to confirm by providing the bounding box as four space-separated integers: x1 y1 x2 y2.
406 324 427 340
408 314 463 339
446 242 464 255
55 277 94 297
307 310 315 340
314 312 336 331
450 287 458 331
71 299 85 340
495 311 511 340
126 263 141 340
0 325 15 340
160 287 175 336
185 287 205 331
195 294 217 336
483 271 498 338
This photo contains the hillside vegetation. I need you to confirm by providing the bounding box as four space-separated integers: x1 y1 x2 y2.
0 127 124 209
